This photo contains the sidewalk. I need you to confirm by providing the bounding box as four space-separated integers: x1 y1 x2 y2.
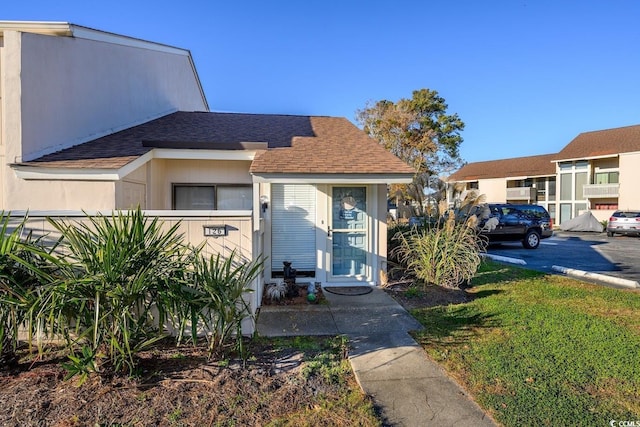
257 287 496 427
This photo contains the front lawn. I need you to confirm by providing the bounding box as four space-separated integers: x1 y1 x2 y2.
410 262 640 426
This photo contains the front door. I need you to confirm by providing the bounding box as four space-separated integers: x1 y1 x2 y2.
329 186 369 280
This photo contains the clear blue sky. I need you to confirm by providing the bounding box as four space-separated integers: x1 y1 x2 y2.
4 0 640 164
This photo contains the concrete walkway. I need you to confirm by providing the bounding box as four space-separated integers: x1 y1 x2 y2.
257 287 496 427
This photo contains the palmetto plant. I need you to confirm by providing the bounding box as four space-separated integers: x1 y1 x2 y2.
45 209 191 375
187 251 264 360
0 213 55 367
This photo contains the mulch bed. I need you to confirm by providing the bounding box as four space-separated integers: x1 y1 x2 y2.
383 280 474 310
0 339 355 426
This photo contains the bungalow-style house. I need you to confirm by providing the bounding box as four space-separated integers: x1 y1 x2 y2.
0 21 415 332
447 125 640 225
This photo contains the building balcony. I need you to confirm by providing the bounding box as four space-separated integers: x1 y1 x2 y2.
583 183 620 198
506 187 536 201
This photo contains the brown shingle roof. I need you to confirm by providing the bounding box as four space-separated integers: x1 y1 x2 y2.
19 112 414 176
555 124 640 161
249 117 415 175
447 153 557 182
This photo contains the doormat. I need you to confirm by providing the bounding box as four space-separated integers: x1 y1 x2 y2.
324 286 373 296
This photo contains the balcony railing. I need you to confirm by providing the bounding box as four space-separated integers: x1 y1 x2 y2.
583 183 620 198
506 187 536 201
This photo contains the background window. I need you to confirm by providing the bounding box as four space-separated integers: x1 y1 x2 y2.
548 178 556 201
575 172 587 200
560 173 572 200
595 171 619 184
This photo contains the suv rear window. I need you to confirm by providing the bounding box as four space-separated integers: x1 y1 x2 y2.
613 211 640 218
516 206 550 219
490 204 550 219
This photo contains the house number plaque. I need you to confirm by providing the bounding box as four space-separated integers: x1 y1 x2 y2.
203 225 228 237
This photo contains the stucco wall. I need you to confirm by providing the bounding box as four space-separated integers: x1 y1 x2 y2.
479 178 508 203
117 163 148 209
375 183 388 285
7 30 206 162
619 152 640 210
5 179 116 210
151 159 252 209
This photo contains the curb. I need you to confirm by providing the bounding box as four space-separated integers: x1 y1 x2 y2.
481 253 526 266
552 265 640 289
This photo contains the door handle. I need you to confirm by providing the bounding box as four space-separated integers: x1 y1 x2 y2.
327 226 332 237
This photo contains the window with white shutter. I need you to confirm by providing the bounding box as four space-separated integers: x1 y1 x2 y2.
271 184 316 275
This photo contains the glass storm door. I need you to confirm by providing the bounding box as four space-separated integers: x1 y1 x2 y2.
330 186 368 279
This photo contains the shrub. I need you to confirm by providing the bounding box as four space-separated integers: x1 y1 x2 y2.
186 251 264 359
394 211 486 289
44 209 191 376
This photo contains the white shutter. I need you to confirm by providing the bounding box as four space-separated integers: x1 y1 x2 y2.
271 184 316 272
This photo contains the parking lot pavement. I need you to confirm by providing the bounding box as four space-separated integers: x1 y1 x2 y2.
486 231 640 287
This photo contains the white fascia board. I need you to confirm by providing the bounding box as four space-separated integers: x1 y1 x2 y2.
0 22 190 57
251 173 413 184
117 152 154 177
505 174 556 180
447 178 477 183
69 24 191 56
552 154 619 163
14 167 123 181
13 151 154 181
153 148 257 161
13 149 256 181
0 21 72 36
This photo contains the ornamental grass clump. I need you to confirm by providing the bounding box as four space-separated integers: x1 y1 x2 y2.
395 206 486 289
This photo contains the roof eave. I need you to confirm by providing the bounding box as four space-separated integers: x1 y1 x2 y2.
12 166 123 181
251 172 414 184
552 153 619 163
12 148 258 180
0 21 72 36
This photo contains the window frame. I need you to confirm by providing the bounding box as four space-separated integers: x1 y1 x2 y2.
172 183 253 210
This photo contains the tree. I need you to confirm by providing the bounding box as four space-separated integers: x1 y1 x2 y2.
356 88 464 215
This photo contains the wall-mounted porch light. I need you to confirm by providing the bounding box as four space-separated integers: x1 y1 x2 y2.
260 195 269 212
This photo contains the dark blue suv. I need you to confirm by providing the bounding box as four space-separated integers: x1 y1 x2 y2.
477 204 553 249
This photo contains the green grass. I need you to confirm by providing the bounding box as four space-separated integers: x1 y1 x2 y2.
411 261 640 426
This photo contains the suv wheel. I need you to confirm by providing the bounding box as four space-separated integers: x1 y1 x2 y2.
522 230 541 249
607 231 614 237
